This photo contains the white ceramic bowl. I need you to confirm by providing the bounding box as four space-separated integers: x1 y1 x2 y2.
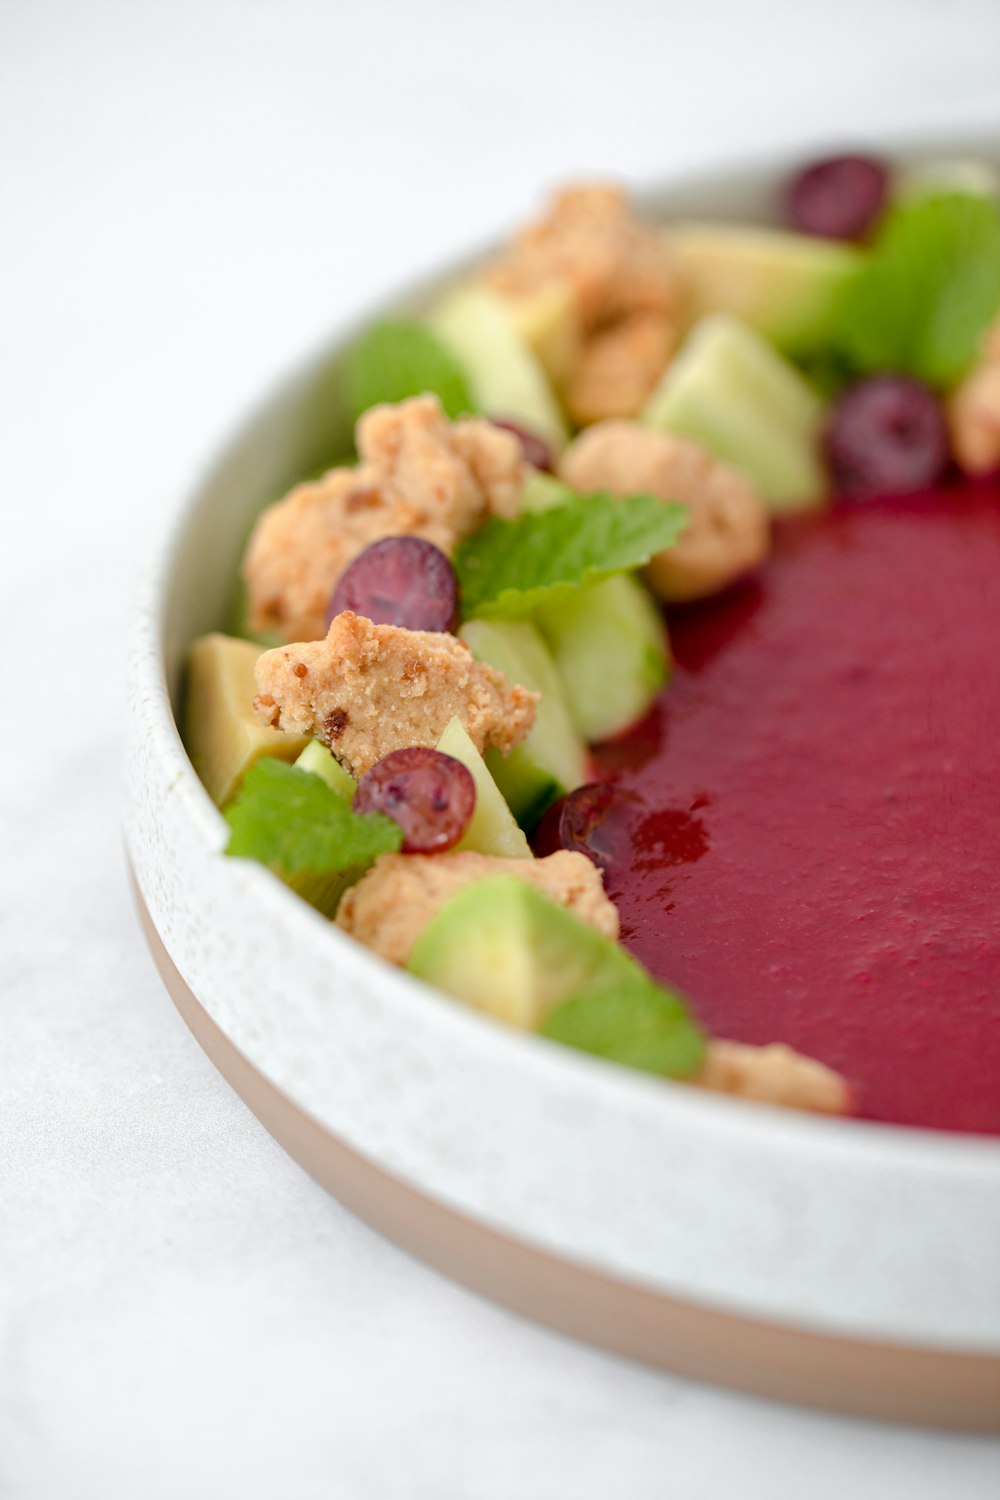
125 137 1000 1428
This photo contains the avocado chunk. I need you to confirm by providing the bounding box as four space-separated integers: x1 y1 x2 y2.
435 716 532 860
459 618 588 828
535 574 670 743
184 633 310 808
408 877 704 1076
668 223 863 359
641 315 828 512
427 284 568 453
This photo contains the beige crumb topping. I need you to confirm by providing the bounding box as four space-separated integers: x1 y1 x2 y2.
253 611 537 778
691 1041 852 1115
948 318 1000 476
485 184 679 424
564 311 678 426
243 395 524 642
336 849 619 966
486 183 678 334
560 419 770 603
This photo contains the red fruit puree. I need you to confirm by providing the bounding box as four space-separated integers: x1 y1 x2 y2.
594 482 1000 1133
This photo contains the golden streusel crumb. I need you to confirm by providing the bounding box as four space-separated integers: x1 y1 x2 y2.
691 1041 852 1115
243 396 524 642
336 849 619 966
564 311 677 426
253 611 537 778
560 419 770 603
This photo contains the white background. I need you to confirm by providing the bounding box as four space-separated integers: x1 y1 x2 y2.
2 1 1000 1495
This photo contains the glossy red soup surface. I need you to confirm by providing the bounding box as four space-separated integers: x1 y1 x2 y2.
594 482 1000 1133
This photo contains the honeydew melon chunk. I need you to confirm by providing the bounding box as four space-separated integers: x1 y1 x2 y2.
427 284 568 453
641 315 828 512
294 739 357 801
185 633 310 809
535 574 670 743
408 876 637 1029
668 223 863 357
518 470 575 514
435 716 532 859
459 618 587 828
496 281 581 387
895 158 1000 204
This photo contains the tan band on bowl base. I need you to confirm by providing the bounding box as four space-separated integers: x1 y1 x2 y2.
131 873 1000 1432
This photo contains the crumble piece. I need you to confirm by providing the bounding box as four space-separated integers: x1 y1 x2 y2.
253 611 537 778
564 311 678 426
691 1040 853 1115
243 396 524 642
560 419 770 602
486 183 678 334
336 849 619 966
485 184 680 425
948 319 1000 476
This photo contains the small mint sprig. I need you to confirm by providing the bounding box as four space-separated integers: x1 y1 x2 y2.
455 491 688 620
835 191 1000 388
225 758 402 878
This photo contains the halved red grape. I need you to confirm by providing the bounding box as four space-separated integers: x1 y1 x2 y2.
824 376 950 498
787 154 888 241
353 747 476 853
326 537 459 633
491 418 555 473
533 782 639 872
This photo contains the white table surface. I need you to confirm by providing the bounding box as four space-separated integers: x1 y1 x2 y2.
3 2 999 1494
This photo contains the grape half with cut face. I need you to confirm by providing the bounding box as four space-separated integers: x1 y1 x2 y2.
326 536 460 633
353 747 476 853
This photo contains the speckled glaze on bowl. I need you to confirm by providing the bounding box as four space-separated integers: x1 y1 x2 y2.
125 137 1000 1427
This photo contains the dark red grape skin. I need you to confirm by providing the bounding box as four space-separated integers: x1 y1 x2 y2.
787 154 889 241
353 747 476 853
326 536 459 633
532 782 638 872
824 376 950 499
490 418 555 473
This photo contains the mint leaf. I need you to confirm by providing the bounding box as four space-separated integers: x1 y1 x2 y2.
836 192 1000 388
225 759 402 877
541 977 706 1078
455 491 688 619
345 320 475 422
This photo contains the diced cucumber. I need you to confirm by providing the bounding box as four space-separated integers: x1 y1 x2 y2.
459 618 587 827
435 717 532 860
294 740 357 801
498 280 581 387
535 574 669 742
641 315 828 512
519 470 575 513
667 223 863 358
184 633 310 808
427 284 568 453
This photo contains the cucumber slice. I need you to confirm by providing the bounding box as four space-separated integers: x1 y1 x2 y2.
641 315 827 512
294 740 357 801
436 716 532 859
519 470 575 513
427 284 568 453
459 618 587 827
535 574 670 742
184 634 310 808
668 223 863 358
